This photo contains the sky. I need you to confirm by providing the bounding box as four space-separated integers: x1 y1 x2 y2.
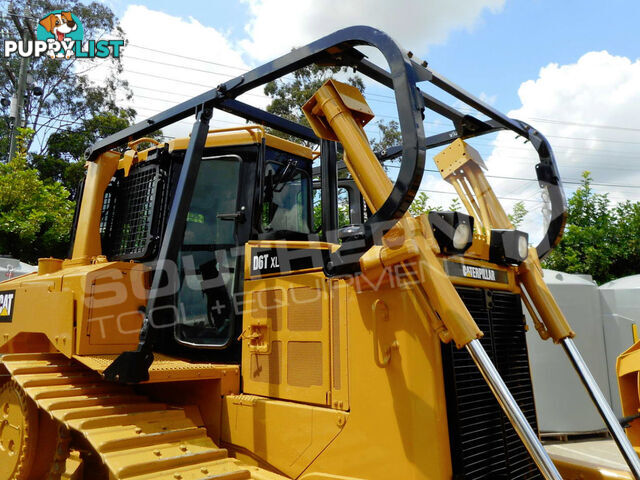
85 0 640 244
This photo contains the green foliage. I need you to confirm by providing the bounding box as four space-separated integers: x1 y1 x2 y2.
543 171 640 284
448 198 462 212
0 129 74 262
370 120 401 153
408 192 437 216
508 201 528 228
0 0 131 157
264 64 364 144
31 109 145 198
312 191 351 235
265 64 364 124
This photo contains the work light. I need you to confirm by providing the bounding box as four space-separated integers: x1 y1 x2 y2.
489 229 529 265
428 211 474 254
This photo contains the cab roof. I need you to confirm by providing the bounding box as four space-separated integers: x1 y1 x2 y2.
129 125 314 165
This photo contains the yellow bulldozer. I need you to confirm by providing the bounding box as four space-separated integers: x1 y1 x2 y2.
0 26 639 480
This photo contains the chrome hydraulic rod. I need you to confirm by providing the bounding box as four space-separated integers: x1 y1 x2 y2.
562 338 640 479
466 339 563 480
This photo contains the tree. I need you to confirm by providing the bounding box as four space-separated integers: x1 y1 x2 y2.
0 128 74 262
264 64 364 134
370 120 401 153
543 171 640 284
265 68 467 224
31 108 139 198
0 0 131 157
449 198 462 211
508 201 528 228
408 192 437 216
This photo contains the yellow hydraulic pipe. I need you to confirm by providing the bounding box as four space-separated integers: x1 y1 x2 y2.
71 151 120 261
306 82 392 210
303 79 483 348
518 248 575 342
465 167 493 232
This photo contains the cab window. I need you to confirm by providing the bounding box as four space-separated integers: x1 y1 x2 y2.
260 148 312 238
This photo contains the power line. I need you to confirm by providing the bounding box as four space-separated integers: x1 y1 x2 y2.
118 45 640 140
125 55 240 77
524 117 640 133
125 85 640 160
124 69 269 101
3 9 640 135
384 163 640 190
126 44 249 72
122 79 640 154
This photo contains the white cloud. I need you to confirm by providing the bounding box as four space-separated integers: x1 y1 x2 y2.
81 1 510 140
486 51 640 244
85 5 270 139
239 0 506 61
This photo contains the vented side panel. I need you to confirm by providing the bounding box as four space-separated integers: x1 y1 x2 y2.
253 289 282 331
287 341 323 387
287 287 322 331
443 287 542 480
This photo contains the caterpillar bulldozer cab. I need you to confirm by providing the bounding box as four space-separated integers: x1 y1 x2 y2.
0 26 638 480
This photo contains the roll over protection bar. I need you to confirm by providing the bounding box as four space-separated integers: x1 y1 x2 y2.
95 26 567 385
84 25 566 265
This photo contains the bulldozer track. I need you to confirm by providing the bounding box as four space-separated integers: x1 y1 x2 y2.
2 353 286 480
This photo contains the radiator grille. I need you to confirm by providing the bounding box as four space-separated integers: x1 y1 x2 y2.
442 287 542 480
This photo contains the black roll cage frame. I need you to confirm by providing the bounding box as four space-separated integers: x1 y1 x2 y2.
97 26 567 382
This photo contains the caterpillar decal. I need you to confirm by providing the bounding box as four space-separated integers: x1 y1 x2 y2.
0 289 15 322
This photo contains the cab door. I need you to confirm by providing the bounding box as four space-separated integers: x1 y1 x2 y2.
240 147 336 406
173 151 254 349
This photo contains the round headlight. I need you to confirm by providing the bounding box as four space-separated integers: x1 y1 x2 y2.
452 223 471 250
518 235 529 260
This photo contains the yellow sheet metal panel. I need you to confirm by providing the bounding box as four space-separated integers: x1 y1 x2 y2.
433 138 487 180
168 126 265 152
83 264 148 350
0 260 151 358
221 394 345 478
0 282 74 356
62 261 149 356
300 279 453 480
616 342 640 447
244 240 335 280
71 151 120 262
300 475 365 480
264 133 314 160
551 454 633 479
166 125 312 159
242 270 331 406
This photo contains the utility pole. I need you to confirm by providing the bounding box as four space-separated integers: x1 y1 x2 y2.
7 6 31 162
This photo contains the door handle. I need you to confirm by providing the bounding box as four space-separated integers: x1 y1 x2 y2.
217 206 246 222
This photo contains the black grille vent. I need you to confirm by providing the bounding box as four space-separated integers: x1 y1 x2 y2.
442 287 542 480
101 162 170 261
